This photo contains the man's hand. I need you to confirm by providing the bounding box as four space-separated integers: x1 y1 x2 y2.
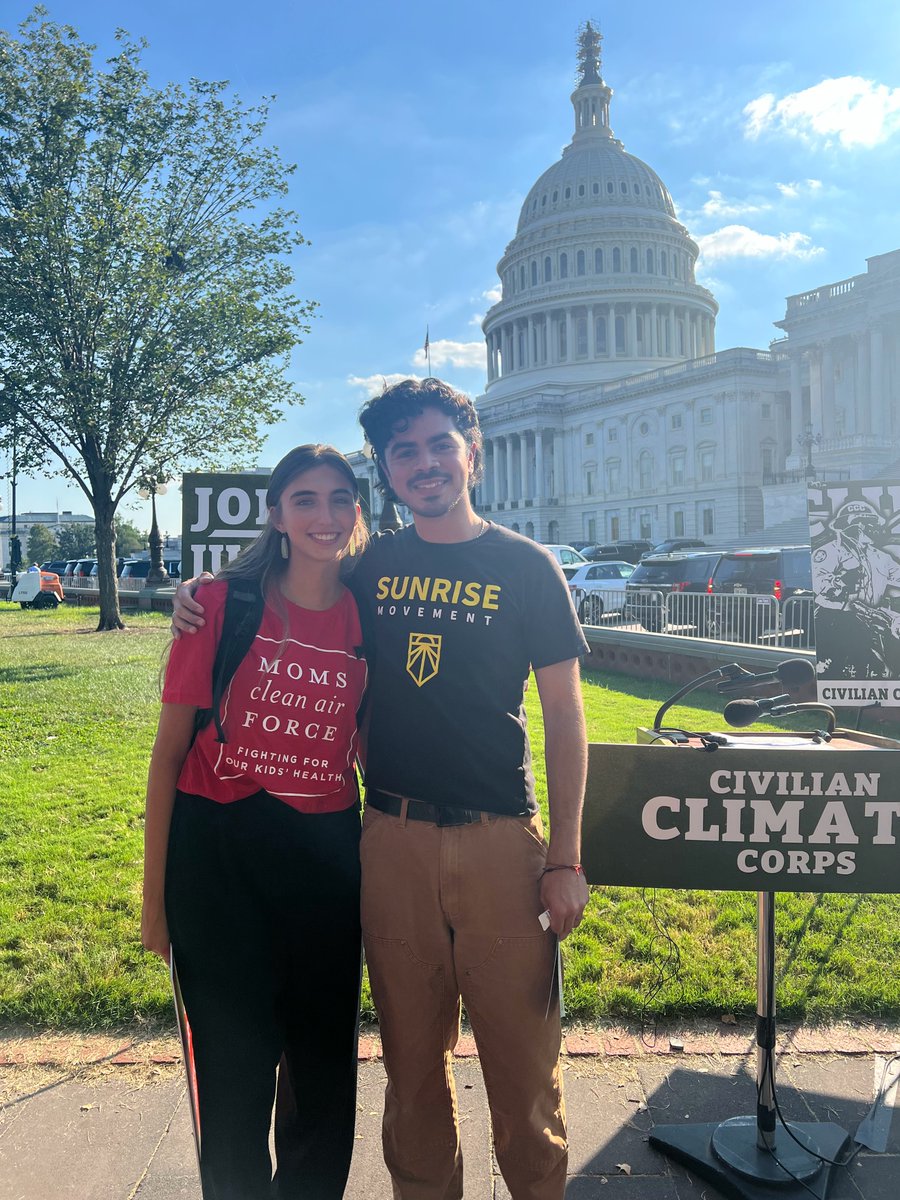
171 572 214 637
540 867 589 939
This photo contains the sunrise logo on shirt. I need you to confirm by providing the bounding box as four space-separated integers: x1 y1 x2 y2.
406 632 442 686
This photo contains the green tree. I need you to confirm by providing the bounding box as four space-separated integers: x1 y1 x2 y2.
113 518 146 556
0 13 313 629
55 522 95 558
26 521 57 563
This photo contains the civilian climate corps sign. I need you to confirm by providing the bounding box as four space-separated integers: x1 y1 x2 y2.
583 743 900 893
181 472 269 578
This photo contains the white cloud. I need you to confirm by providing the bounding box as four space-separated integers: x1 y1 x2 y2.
776 179 823 199
347 373 421 395
468 285 502 327
702 189 770 219
412 339 485 370
696 225 824 263
744 77 900 148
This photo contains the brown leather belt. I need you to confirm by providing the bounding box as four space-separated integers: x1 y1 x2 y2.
366 788 483 826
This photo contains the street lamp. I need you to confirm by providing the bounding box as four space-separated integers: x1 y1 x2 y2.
137 471 170 587
797 422 823 480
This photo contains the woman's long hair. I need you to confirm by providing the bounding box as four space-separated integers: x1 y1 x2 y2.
218 444 368 598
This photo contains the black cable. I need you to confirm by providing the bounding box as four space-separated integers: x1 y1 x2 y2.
755 1038 865 1176
637 888 684 1047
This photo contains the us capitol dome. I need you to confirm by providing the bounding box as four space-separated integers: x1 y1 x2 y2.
346 24 898 551
482 21 718 397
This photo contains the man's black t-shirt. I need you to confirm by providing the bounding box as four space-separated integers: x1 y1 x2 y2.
350 523 588 815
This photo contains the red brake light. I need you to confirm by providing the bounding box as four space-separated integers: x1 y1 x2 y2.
774 579 782 601
707 577 714 593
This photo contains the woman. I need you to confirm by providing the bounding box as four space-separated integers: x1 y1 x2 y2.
142 444 368 1200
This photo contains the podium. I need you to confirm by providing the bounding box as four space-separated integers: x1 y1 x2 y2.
582 728 900 1199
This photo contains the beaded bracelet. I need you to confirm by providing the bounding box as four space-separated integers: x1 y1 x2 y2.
541 863 585 877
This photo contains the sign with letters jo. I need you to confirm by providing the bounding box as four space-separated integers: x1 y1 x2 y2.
181 472 269 579
583 743 900 892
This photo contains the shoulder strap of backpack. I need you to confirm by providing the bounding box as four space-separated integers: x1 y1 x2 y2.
353 586 376 725
194 579 265 744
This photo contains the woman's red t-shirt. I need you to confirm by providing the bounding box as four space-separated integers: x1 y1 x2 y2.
162 581 366 813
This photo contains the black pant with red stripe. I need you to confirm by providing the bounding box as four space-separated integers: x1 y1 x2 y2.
165 790 362 1200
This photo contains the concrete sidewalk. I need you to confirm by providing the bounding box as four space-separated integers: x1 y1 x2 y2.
1 1025 898 1199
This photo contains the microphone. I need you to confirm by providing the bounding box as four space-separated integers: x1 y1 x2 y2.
717 658 815 695
769 702 836 735
653 663 747 731
723 695 791 728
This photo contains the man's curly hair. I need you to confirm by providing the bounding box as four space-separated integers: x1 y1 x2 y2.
358 377 484 495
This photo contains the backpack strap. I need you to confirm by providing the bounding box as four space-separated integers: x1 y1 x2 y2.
194 580 266 744
353 587 376 726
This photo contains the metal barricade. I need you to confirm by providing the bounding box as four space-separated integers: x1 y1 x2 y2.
705 593 780 646
778 595 816 650
585 587 818 649
577 586 630 625
624 588 667 632
664 590 709 635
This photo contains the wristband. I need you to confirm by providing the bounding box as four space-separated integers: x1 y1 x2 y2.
541 863 584 877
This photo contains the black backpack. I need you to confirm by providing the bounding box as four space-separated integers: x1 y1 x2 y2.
193 578 373 744
194 580 266 744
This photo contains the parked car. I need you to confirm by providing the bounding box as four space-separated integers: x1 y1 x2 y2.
583 540 654 564
40 560 70 577
542 544 588 579
118 558 181 581
90 558 129 579
71 558 97 580
567 560 635 623
625 551 724 631
643 538 707 559
60 560 80 582
706 547 813 641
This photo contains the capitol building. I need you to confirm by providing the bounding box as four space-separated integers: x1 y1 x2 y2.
472 26 900 547
355 25 900 546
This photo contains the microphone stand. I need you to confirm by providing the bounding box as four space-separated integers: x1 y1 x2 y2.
649 731 851 1198
654 664 747 731
651 885 851 1197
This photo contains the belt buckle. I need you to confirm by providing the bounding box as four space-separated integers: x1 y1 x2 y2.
436 806 471 827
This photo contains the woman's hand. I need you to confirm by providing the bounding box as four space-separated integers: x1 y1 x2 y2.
141 900 172 964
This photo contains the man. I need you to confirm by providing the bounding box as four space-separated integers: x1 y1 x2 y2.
175 378 590 1199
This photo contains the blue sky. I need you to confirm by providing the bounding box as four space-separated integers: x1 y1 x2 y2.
6 0 900 535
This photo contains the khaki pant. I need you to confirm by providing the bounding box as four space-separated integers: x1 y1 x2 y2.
361 804 567 1200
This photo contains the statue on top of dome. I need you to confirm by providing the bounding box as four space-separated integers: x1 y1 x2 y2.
576 19 603 85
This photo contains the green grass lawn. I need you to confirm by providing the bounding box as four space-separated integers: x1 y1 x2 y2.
2 600 900 1030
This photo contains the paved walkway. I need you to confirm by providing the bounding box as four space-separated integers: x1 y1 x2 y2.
1 1023 899 1199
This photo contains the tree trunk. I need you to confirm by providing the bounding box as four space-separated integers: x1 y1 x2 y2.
94 502 124 631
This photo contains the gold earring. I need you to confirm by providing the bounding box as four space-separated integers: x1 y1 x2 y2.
280 533 290 559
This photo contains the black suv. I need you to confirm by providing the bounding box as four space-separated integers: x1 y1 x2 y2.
118 558 181 581
625 551 723 632
706 547 813 641
584 539 654 564
644 538 706 559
